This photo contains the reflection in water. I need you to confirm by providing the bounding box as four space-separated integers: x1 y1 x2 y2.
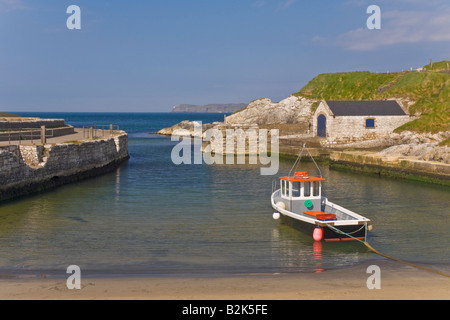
270 225 362 273
313 241 324 273
0 133 449 276
115 167 121 202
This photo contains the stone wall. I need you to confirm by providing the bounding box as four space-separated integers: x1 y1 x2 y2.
326 115 411 142
0 132 129 201
313 102 412 143
0 118 66 130
330 151 450 182
0 126 75 142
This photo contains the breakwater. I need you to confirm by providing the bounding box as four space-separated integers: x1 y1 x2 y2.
0 118 65 130
0 132 129 201
330 151 450 186
277 147 450 185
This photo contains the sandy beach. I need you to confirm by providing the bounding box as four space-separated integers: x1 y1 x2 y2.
1 261 448 300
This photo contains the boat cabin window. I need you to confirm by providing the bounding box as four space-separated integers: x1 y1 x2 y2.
313 181 320 197
303 181 311 197
281 179 320 198
281 180 290 197
292 182 301 197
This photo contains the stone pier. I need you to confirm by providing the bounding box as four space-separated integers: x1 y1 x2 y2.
0 132 129 201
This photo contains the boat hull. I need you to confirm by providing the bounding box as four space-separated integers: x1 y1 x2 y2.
279 214 366 242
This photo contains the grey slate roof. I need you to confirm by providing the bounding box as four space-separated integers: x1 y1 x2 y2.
325 100 406 116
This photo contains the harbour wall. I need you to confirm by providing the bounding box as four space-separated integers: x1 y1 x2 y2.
0 126 75 142
0 132 129 201
0 118 66 130
330 151 450 186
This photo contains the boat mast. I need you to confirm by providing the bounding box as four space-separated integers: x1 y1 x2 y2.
288 144 323 179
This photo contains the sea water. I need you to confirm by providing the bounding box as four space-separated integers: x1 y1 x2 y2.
0 112 448 277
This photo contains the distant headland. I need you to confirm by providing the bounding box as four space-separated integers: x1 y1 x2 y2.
171 103 247 113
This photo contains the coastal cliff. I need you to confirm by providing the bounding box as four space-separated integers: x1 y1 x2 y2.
171 103 247 113
0 132 129 201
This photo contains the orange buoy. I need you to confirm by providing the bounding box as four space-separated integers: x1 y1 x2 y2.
313 227 323 241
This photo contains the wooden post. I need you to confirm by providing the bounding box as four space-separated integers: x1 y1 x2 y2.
41 126 46 145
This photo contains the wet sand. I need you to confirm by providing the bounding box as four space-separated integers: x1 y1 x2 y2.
1 261 449 300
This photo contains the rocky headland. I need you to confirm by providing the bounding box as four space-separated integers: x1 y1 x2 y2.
158 63 450 183
171 103 247 113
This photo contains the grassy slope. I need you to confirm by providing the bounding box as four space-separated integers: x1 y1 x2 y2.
0 112 21 117
294 61 450 134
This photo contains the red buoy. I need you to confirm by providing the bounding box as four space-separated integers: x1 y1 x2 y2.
313 227 323 241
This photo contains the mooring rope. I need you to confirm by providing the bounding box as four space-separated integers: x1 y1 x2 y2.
325 224 450 278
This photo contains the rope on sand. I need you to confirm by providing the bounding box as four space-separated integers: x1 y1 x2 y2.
325 224 450 278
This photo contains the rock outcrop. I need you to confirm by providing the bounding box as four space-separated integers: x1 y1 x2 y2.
172 104 247 113
225 96 315 125
376 131 450 163
157 120 218 137
378 144 449 163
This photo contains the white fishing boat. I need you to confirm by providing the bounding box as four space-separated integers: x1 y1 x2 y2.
271 146 372 242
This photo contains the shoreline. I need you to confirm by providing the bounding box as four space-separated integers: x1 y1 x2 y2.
157 124 449 186
1 260 449 300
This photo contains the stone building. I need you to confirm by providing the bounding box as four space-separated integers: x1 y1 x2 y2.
313 100 412 143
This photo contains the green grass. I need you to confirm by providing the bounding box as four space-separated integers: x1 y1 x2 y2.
63 140 82 145
0 112 21 117
294 71 399 100
422 60 450 71
294 62 450 134
439 137 450 146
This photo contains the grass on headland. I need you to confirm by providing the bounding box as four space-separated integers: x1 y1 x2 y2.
0 112 21 118
439 137 450 147
293 61 450 134
423 60 450 71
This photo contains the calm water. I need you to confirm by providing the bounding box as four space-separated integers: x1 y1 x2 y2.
0 112 449 277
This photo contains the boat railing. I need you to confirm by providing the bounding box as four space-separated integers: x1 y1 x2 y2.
271 189 282 204
272 179 279 195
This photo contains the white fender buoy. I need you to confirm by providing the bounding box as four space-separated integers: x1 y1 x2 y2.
276 202 286 210
273 212 280 220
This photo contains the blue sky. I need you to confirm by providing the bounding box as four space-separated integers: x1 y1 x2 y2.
0 0 449 112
